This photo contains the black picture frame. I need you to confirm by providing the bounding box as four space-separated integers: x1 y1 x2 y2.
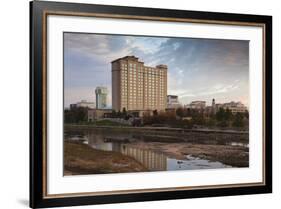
30 1 272 208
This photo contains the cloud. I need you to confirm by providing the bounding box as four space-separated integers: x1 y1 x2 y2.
64 33 249 108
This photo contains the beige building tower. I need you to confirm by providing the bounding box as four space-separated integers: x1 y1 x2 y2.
111 56 167 111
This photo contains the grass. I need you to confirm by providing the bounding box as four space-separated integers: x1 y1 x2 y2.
93 120 130 126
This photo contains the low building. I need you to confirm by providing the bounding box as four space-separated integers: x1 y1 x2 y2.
87 109 113 122
221 101 248 114
212 99 248 114
167 95 181 109
185 101 206 109
70 100 95 109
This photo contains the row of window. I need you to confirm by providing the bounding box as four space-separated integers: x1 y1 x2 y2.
121 67 166 75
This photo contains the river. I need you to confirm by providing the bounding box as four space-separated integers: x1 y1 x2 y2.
64 127 249 172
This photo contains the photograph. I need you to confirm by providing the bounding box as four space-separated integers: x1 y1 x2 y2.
29 1 272 207
63 32 250 175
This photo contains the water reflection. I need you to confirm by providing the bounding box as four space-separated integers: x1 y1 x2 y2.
86 133 167 171
66 131 236 171
121 145 167 171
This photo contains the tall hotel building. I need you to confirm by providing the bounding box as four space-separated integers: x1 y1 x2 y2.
111 56 167 111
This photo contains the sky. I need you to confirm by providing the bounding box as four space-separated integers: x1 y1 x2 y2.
64 32 249 108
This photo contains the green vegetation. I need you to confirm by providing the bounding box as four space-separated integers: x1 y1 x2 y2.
64 107 88 123
143 107 248 130
91 120 130 126
64 106 248 130
232 112 245 127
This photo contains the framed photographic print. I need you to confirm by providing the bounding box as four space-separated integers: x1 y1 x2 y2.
30 0 272 208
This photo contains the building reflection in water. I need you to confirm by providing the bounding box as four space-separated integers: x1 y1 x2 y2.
120 145 167 171
87 133 167 171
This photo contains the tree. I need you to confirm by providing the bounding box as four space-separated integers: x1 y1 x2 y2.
122 107 127 117
206 118 216 127
192 114 205 125
64 107 87 123
233 113 245 127
117 110 122 118
215 108 232 127
244 110 249 119
153 109 158 116
217 120 228 127
225 108 233 121
112 110 117 118
216 108 225 122
185 108 192 117
176 107 184 118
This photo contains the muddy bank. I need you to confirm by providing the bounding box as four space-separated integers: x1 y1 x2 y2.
127 142 249 167
65 125 249 145
65 124 248 135
64 126 249 173
64 141 147 175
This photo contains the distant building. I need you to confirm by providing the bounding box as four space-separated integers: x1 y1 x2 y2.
70 100 95 109
87 109 112 121
167 95 181 109
95 87 108 109
211 99 247 114
185 101 206 109
221 101 248 114
111 56 167 111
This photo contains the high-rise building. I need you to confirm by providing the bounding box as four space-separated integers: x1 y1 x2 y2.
111 56 167 111
95 87 108 109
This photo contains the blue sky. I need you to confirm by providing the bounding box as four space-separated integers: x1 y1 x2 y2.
64 33 249 108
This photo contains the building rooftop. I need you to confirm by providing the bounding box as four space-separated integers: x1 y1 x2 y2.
111 56 167 70
156 64 168 69
167 95 178 98
111 55 141 63
190 101 206 103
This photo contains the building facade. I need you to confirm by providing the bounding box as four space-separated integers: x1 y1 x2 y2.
185 101 206 109
95 86 108 109
70 100 95 109
167 95 181 109
211 99 248 114
111 56 167 111
87 109 112 121
221 101 248 114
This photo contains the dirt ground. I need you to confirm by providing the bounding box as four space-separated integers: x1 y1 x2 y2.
64 141 147 175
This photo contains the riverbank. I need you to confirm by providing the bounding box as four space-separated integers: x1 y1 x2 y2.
64 125 249 173
65 124 249 145
126 141 249 167
64 141 147 175
65 124 249 135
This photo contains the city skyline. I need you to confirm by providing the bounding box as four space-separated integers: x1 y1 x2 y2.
64 33 249 108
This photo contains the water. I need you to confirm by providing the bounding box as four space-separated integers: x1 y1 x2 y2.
167 155 231 170
228 142 249 148
65 130 248 172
